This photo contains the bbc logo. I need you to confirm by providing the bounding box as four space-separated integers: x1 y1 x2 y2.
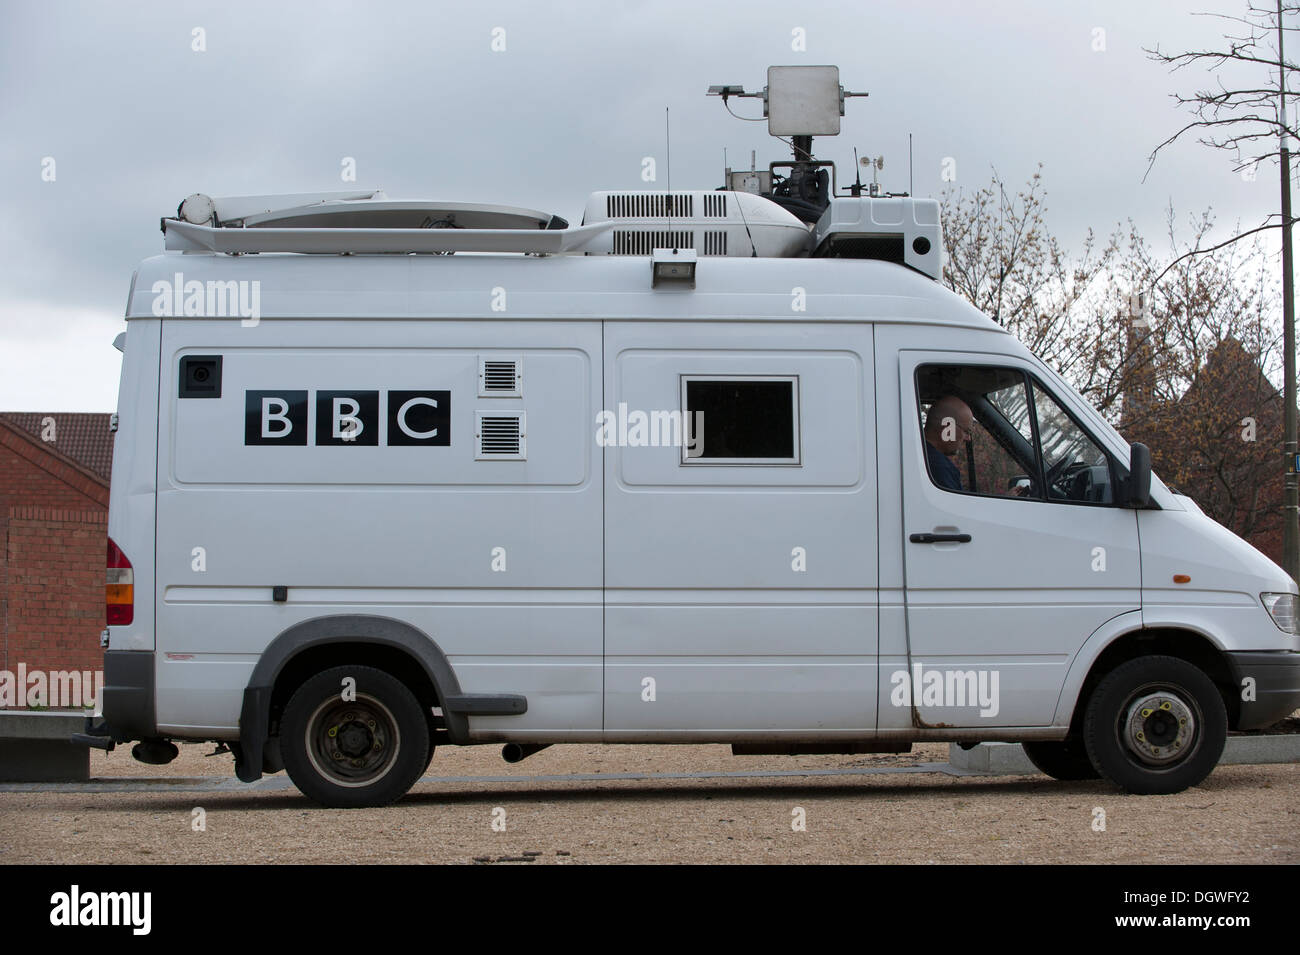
244 390 451 446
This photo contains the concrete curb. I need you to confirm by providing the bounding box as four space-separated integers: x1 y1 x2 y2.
948 734 1300 775
0 761 978 794
0 711 91 782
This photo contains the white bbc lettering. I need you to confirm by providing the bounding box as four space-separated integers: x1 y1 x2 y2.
333 397 364 440
262 398 293 438
397 396 439 439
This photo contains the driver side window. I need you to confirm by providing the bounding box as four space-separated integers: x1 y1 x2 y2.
916 364 1116 506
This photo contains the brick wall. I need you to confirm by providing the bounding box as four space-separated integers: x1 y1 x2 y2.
0 429 109 703
0 424 108 514
1 507 107 679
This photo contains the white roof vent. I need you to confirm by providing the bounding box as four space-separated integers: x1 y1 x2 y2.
580 190 810 258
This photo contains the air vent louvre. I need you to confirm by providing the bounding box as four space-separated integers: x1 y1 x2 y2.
611 230 694 255
478 355 523 397
703 231 728 255
605 194 694 218
703 194 727 217
482 361 518 391
476 412 526 459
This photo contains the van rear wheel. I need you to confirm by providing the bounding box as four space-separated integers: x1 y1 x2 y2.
1083 655 1226 795
281 665 429 808
1021 738 1100 780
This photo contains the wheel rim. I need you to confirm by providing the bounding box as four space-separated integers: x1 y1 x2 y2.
304 693 401 788
1117 683 1199 767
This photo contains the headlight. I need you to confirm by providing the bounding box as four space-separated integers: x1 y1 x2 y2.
1261 592 1298 633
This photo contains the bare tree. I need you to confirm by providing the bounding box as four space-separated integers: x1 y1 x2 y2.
942 170 1284 556
1146 2 1299 183
940 166 1126 410
1146 0 1299 579
1119 208 1284 558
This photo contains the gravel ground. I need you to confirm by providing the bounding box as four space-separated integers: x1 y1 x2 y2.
1 741 1296 864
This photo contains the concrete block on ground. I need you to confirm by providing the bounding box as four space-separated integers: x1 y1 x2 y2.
1219 734 1300 765
947 742 1037 774
0 711 91 782
949 735 1300 775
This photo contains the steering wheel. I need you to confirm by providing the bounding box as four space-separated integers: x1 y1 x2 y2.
1072 466 1096 501
1046 458 1088 500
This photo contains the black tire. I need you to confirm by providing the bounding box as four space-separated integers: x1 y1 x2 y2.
1083 655 1226 795
281 665 429 808
1022 737 1100 780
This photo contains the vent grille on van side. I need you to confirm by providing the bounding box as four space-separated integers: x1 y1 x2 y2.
476 412 526 459
703 193 727 217
703 231 728 255
606 193 693 218
479 356 522 396
483 362 516 390
613 230 694 255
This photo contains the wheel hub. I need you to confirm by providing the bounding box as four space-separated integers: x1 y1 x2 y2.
309 697 395 783
337 721 372 757
1123 691 1195 765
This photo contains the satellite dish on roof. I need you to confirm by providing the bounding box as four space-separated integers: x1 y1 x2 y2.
178 194 216 225
239 200 568 231
170 192 568 231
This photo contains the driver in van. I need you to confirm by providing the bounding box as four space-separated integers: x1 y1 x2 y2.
924 394 973 491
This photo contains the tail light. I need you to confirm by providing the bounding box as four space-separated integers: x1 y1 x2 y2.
106 537 134 625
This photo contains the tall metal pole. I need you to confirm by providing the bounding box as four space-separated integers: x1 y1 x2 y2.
1280 0 1299 584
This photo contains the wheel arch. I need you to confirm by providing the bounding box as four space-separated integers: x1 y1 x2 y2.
235 615 467 782
1054 617 1239 735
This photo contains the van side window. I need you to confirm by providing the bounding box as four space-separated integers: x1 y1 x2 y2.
915 364 1116 505
681 375 800 464
916 365 1040 499
1030 378 1114 504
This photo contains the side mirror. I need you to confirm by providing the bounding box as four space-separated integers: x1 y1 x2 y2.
1126 443 1151 507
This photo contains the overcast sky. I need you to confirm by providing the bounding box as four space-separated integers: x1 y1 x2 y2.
0 0 1288 410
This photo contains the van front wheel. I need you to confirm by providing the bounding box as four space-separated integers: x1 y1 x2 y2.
281 665 429 808
1083 656 1226 795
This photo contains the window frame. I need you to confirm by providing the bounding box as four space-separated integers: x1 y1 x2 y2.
1026 374 1120 508
679 373 802 466
914 363 1121 507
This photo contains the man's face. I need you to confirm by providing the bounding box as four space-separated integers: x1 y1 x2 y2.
931 403 974 455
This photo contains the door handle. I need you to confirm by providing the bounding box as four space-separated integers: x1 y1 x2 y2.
909 532 972 544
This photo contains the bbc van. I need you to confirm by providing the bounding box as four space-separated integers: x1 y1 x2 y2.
75 183 1300 807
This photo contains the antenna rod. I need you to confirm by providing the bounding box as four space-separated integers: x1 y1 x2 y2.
909 133 914 196
665 107 672 239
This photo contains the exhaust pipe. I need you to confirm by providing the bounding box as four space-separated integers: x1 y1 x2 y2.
131 739 179 765
501 743 551 764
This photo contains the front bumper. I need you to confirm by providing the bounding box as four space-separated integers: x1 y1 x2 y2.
1226 650 1300 730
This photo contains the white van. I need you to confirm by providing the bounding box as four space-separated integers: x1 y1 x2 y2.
77 184 1300 807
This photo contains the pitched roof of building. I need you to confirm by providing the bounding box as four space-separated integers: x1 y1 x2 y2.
0 413 115 482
